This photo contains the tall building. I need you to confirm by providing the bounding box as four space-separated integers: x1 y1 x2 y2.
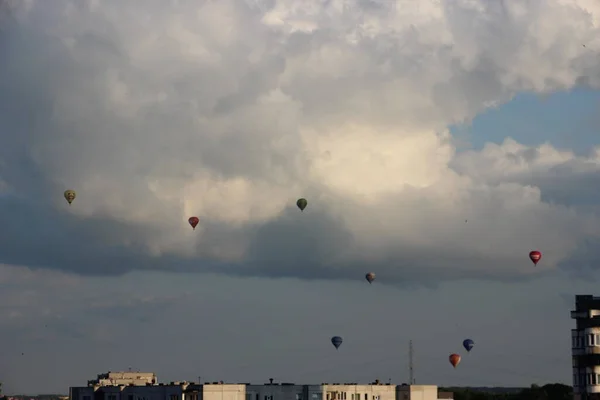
69 374 452 400
571 295 600 400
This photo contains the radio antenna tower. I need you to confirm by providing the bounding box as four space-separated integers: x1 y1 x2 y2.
409 340 415 384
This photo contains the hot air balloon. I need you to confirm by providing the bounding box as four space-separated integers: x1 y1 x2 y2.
365 272 375 284
331 336 343 350
296 198 308 211
529 250 542 265
188 216 199 230
463 339 474 352
64 190 76 205
449 353 461 368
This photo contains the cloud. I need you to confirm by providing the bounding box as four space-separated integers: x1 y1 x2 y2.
0 266 579 393
1 0 600 285
0 264 185 329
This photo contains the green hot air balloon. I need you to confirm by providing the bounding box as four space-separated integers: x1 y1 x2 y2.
296 198 307 211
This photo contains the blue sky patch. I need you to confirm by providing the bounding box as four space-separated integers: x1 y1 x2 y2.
451 88 600 155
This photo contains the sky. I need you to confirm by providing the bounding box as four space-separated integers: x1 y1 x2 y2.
3 0 600 394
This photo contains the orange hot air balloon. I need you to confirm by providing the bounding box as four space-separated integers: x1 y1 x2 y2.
449 353 461 368
529 250 542 265
188 216 199 230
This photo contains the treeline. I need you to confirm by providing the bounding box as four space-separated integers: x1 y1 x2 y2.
441 384 572 400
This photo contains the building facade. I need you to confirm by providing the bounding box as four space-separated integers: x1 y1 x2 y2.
571 295 600 400
69 374 451 400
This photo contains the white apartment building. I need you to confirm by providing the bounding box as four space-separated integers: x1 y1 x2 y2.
69 374 452 400
572 295 600 400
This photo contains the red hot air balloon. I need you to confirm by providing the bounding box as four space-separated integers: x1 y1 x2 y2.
449 353 461 368
188 216 199 230
529 250 542 265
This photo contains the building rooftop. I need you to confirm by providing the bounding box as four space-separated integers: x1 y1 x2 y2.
87 371 157 387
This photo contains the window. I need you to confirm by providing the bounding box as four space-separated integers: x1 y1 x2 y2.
365 395 368 400
256 395 259 400
188 395 198 400
296 395 302 400
312 395 319 400
108 395 117 400
128 396 133 400
327 395 330 400
170 395 179 400
83 396 91 400
247 394 252 400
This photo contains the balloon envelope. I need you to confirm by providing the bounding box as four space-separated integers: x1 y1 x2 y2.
64 190 76 205
449 353 461 368
331 336 343 349
365 272 375 284
296 198 308 211
463 339 474 352
529 250 542 265
188 216 199 230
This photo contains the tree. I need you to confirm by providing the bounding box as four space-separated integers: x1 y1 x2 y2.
441 384 572 400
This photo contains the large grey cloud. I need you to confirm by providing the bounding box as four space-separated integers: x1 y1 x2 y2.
2 0 600 284
0 264 579 393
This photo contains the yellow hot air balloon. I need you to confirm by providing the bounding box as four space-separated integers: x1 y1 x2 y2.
64 190 76 205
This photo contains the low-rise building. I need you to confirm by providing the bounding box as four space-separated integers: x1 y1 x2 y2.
69 374 451 400
87 372 157 387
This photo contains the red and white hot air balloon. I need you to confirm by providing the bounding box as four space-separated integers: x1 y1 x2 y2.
365 272 375 284
529 250 542 265
188 216 199 230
